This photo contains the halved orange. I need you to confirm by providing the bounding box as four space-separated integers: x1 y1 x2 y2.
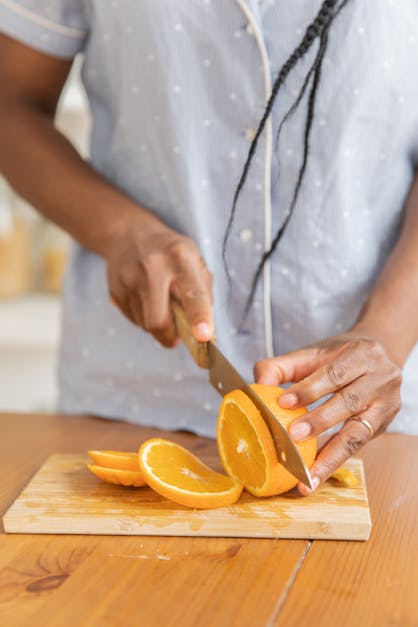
138 438 243 508
88 450 139 471
87 464 147 487
217 384 317 497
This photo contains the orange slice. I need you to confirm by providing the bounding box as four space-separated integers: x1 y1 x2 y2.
217 384 317 497
88 450 139 471
87 464 147 487
330 467 359 487
138 438 243 509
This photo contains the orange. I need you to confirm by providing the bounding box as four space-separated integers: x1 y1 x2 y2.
330 467 358 487
138 438 243 509
217 384 317 497
87 463 147 487
88 450 139 471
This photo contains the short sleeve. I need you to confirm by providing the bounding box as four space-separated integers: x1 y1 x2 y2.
0 0 88 59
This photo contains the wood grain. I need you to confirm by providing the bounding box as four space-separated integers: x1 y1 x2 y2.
1 414 417 627
3 454 371 540
0 414 309 627
275 434 418 627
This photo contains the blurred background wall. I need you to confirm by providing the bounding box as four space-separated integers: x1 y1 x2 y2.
0 56 90 412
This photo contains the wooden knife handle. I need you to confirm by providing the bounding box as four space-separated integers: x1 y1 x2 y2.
171 299 210 369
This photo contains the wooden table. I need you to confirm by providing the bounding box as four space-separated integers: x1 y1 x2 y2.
0 413 417 627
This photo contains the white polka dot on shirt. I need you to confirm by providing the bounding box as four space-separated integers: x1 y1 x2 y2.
229 92 237 101
173 145 180 154
240 228 253 242
174 372 184 382
203 58 211 67
107 328 116 337
173 84 181 94
174 23 183 32
203 402 212 412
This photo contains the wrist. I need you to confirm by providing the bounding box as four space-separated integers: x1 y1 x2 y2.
95 197 169 259
348 319 407 368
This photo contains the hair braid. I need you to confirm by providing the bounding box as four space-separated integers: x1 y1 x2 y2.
223 0 353 325
242 32 329 323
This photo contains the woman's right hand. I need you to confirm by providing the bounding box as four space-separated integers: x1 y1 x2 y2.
106 214 214 347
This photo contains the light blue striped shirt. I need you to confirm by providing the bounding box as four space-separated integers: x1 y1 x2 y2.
1 0 417 434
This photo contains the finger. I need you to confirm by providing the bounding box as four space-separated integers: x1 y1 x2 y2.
127 291 144 327
254 347 322 386
109 284 134 325
175 270 214 343
289 374 376 441
279 345 367 409
141 274 178 347
297 407 378 495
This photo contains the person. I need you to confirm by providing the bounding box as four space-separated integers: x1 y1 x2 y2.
0 0 417 496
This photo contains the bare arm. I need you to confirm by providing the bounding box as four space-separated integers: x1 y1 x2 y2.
256 170 418 493
0 34 213 345
353 173 418 366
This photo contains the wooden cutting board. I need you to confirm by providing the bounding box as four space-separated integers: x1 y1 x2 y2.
3 453 371 540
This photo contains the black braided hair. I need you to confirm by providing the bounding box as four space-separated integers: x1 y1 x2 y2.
223 0 352 325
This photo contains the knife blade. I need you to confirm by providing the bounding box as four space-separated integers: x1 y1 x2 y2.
207 342 314 489
171 300 314 489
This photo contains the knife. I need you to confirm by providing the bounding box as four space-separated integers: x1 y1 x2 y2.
172 300 314 489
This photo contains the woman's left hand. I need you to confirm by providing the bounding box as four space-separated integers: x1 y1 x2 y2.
254 331 403 495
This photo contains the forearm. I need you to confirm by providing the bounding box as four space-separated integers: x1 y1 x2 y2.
0 102 162 256
352 173 418 367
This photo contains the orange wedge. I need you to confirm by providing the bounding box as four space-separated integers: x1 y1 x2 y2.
138 438 243 508
88 450 139 471
217 384 317 497
330 467 359 487
87 464 147 487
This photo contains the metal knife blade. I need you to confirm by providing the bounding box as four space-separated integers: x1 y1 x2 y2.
207 342 314 489
171 299 313 488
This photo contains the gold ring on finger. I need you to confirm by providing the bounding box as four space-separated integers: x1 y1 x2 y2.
349 416 374 438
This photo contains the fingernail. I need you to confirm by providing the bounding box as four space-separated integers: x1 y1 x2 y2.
308 476 320 492
290 421 311 441
280 393 298 408
195 322 211 340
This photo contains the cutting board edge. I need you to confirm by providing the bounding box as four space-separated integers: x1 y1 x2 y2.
3 453 372 541
2 517 372 541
